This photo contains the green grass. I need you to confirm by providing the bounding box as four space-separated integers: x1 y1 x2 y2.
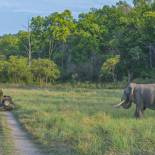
4 87 155 155
0 112 14 155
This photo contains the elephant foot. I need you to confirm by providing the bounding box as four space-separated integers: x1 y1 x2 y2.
134 111 143 119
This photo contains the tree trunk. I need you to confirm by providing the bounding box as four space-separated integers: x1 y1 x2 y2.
61 43 66 81
48 39 52 59
112 72 116 83
149 44 153 69
112 67 116 83
48 39 55 60
127 70 132 83
28 21 32 67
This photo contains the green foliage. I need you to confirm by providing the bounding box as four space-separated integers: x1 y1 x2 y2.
47 10 75 42
102 55 120 73
8 56 32 83
0 60 9 82
17 31 29 56
31 59 60 84
1 1 155 82
30 10 75 60
0 35 19 57
0 57 60 84
101 55 120 82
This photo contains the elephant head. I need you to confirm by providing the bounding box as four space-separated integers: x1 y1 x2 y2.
114 83 136 109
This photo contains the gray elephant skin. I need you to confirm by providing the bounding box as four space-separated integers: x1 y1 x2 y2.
114 83 155 118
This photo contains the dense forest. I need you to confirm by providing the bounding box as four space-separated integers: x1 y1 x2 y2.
1 0 155 84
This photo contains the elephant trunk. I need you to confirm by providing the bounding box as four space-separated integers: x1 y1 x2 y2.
122 101 132 109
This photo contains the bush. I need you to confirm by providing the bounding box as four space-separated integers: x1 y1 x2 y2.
0 60 9 82
0 57 60 85
31 59 60 85
8 56 32 83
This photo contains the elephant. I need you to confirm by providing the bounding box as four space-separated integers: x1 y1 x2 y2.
113 83 155 118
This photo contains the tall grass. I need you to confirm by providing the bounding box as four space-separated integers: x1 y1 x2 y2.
4 88 155 155
0 81 127 90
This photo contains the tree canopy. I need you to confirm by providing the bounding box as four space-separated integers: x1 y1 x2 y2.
1 1 155 83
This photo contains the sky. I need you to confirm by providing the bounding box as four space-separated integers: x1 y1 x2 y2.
0 0 132 35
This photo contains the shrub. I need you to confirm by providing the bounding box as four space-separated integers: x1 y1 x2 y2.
31 59 60 85
8 56 32 83
0 60 10 82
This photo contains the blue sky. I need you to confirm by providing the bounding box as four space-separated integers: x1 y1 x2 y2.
0 0 132 35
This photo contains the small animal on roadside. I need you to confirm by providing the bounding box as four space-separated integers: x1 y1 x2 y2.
113 83 155 118
2 95 15 111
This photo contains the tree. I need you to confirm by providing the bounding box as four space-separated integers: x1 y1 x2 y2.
0 35 19 57
31 10 75 60
31 59 60 85
0 60 9 82
1 1 155 83
101 55 120 82
8 56 32 83
30 16 45 58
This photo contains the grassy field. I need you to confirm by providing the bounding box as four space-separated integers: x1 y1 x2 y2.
4 87 155 155
0 112 14 155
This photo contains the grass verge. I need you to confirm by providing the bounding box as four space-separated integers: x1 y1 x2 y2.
4 88 155 155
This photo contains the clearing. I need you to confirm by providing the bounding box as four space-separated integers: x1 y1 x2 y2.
2 87 155 155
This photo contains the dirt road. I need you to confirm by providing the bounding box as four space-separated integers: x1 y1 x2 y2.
5 112 44 155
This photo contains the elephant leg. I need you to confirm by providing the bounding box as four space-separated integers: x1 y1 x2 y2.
134 93 144 118
134 100 144 118
134 106 143 118
142 107 146 114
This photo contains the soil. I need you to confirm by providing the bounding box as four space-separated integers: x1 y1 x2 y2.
5 112 44 155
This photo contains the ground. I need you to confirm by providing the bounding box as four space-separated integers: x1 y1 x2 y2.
0 112 14 155
1 87 155 155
